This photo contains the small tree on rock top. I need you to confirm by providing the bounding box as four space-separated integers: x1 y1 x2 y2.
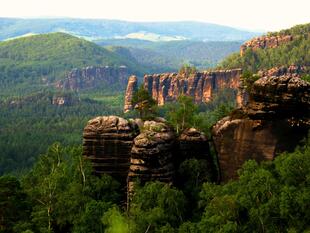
132 85 157 119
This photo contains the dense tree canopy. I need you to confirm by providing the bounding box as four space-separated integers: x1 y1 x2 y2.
220 24 310 73
0 130 309 233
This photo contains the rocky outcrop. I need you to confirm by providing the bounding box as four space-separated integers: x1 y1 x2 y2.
52 95 77 106
56 65 128 91
178 128 210 160
83 116 139 185
178 128 217 181
124 69 242 111
212 69 310 182
240 35 293 56
124 76 138 113
127 120 176 195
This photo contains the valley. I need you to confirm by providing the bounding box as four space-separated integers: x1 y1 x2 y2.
0 17 309 233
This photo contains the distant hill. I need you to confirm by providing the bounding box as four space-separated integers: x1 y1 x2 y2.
103 40 242 72
0 32 145 96
219 23 310 72
0 18 260 42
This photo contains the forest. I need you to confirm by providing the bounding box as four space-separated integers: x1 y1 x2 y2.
1 125 309 233
220 23 310 73
0 22 309 233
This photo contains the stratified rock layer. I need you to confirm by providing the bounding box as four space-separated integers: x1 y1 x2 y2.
144 69 241 105
178 128 217 181
128 120 176 194
178 128 210 160
83 116 139 184
240 35 293 56
56 65 128 91
124 69 242 111
212 69 310 182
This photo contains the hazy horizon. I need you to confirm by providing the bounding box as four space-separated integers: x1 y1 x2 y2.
0 0 309 31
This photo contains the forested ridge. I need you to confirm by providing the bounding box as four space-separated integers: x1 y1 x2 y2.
0 22 309 233
220 23 310 72
0 92 124 175
0 33 145 97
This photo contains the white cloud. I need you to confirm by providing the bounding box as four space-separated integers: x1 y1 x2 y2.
0 0 309 31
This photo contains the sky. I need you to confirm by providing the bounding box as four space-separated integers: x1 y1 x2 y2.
0 0 309 31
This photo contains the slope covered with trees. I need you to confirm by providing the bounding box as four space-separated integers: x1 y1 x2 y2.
103 40 242 72
0 92 124 175
0 32 145 97
0 134 309 233
220 23 310 72
0 18 259 41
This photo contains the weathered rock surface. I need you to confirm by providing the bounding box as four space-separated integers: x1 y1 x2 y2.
83 116 139 185
178 128 217 181
124 69 242 111
240 35 293 55
124 75 138 113
178 128 210 160
212 69 310 182
128 120 176 194
56 65 128 91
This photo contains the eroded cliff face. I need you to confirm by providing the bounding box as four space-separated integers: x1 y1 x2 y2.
128 120 176 196
83 116 216 203
56 65 128 91
83 116 139 185
240 35 294 56
212 68 310 182
124 76 138 113
124 69 242 112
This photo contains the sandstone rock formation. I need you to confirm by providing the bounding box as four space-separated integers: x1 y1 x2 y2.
212 69 310 182
124 69 242 112
178 128 217 181
56 65 128 91
124 76 138 113
240 35 293 56
178 128 210 160
83 116 139 185
127 120 176 195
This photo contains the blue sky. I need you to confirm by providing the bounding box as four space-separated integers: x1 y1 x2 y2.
1 0 309 31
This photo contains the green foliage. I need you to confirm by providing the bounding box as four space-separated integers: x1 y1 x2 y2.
129 182 186 233
178 64 197 77
102 207 129 233
0 92 123 175
0 135 309 232
301 74 310 83
0 176 30 233
131 85 157 119
268 23 310 37
196 138 310 233
240 71 260 92
20 143 120 233
220 33 310 73
167 95 198 134
0 33 144 97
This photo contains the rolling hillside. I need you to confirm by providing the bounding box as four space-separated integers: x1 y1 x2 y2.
104 40 242 72
0 32 145 96
220 23 310 72
0 18 260 41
